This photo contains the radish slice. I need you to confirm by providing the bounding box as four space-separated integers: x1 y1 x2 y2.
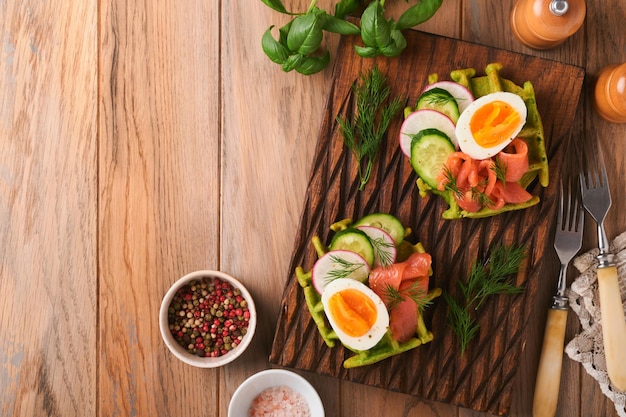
422 81 475 114
311 250 371 294
399 109 457 156
356 226 397 267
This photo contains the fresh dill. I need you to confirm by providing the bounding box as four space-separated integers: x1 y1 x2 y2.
382 281 432 311
445 244 526 354
491 157 508 184
369 237 396 267
325 254 365 284
336 66 404 190
470 184 493 207
442 167 462 199
420 90 456 107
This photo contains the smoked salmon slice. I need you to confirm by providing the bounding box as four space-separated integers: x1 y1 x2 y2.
368 253 431 343
436 137 533 213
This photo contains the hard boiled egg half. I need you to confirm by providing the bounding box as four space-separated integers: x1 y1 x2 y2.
455 92 527 160
321 278 389 351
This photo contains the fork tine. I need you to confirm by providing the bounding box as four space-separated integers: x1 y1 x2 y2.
557 180 564 229
575 194 584 233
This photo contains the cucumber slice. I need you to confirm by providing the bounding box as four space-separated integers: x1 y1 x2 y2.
355 226 397 267
410 128 456 189
399 109 457 156
329 228 375 267
353 213 405 246
422 81 475 114
311 250 371 294
416 87 460 123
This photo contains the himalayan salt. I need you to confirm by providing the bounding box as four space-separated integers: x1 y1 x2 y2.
248 385 311 417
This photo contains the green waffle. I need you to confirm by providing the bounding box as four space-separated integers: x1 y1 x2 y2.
414 62 549 219
296 220 441 369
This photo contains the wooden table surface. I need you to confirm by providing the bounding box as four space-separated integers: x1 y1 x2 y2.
1 1 624 416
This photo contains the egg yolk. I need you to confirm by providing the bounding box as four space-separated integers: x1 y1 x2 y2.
327 289 377 337
469 100 521 148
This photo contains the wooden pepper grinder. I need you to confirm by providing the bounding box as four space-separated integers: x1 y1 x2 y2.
594 63 626 123
510 0 586 49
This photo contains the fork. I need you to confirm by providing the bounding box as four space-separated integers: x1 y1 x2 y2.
533 179 583 417
580 143 626 392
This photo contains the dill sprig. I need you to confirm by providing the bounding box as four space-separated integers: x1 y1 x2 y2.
419 90 456 107
445 244 526 354
325 254 365 284
369 237 396 267
491 157 508 184
442 166 462 199
336 66 404 190
382 281 432 311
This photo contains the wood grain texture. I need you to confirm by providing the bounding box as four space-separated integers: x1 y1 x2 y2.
0 0 624 416
98 1 220 416
269 28 585 416
0 1 98 416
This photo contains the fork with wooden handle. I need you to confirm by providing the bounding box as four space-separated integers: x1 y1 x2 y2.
533 179 583 417
579 142 626 392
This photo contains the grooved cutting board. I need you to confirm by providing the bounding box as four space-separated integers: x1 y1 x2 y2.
269 29 584 416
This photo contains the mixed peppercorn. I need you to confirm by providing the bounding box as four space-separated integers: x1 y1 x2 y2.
167 277 251 358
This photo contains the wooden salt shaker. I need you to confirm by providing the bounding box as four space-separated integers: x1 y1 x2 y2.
510 0 586 49
594 63 626 124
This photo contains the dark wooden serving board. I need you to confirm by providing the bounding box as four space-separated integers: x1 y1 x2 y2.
269 29 584 416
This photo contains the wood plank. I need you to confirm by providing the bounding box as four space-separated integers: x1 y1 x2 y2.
219 0 343 414
98 1 220 416
0 1 97 416
581 1 626 415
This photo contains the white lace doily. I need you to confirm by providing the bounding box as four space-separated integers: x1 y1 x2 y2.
566 231 626 417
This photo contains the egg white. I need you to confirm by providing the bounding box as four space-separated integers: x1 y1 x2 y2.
321 278 389 351
455 91 527 160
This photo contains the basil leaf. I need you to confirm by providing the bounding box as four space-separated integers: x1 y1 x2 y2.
287 13 324 55
322 14 360 35
380 29 407 57
282 53 304 72
295 51 330 75
354 45 381 58
260 0 290 14
396 0 444 30
278 20 292 46
360 1 391 48
261 26 290 64
335 0 363 19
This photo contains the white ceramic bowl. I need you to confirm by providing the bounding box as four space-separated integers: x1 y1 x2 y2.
159 270 256 368
228 369 325 417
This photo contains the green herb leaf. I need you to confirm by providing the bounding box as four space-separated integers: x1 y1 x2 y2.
295 52 330 75
383 281 432 311
260 0 291 14
354 45 380 58
336 66 404 190
321 14 361 35
380 29 407 57
396 0 444 30
261 26 290 64
445 244 526 354
287 12 324 55
282 53 304 73
334 0 363 19
360 1 391 48
443 292 479 354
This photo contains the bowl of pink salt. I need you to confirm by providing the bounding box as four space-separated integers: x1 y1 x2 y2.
228 369 324 417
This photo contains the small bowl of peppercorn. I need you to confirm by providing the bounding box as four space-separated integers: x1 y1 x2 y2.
159 270 257 368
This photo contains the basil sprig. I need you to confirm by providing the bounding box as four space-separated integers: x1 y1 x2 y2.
261 0 443 75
